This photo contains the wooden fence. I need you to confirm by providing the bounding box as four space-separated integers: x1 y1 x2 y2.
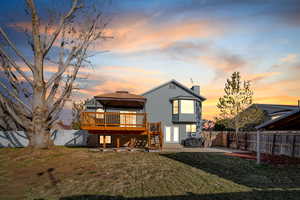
202 131 300 158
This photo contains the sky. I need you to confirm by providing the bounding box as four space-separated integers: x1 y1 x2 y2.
1 0 300 122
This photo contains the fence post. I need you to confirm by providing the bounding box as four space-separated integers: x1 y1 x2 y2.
271 134 276 155
245 132 248 150
256 130 261 164
227 132 230 148
292 135 296 157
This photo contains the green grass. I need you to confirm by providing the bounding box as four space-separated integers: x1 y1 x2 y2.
0 147 300 200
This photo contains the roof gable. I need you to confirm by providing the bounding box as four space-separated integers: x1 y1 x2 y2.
250 104 299 115
141 79 206 101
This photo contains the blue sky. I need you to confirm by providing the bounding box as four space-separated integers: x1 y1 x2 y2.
1 0 300 120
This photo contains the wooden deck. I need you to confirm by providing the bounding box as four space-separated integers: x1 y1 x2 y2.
80 112 147 131
81 111 163 149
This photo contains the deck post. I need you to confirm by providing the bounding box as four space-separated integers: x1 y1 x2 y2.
159 122 163 150
117 136 120 148
147 123 151 149
103 135 106 149
130 137 134 149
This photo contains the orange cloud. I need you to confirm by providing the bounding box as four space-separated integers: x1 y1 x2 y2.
79 76 164 96
11 17 226 54
99 18 226 53
101 66 161 75
245 72 281 82
78 65 166 96
280 54 298 63
199 54 246 76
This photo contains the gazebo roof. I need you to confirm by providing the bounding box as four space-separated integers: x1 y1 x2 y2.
94 91 146 108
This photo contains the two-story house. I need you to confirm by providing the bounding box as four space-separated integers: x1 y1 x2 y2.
142 80 206 148
80 79 206 150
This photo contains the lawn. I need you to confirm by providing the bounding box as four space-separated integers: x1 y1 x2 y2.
0 147 300 200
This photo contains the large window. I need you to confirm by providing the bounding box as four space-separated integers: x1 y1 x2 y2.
173 100 179 114
180 100 194 114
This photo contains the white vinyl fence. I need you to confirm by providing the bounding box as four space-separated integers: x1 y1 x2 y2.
0 130 88 148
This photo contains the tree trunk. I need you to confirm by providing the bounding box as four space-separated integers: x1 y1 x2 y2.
27 81 54 149
27 105 54 148
235 127 239 149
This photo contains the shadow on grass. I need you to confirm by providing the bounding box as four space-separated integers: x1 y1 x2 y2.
59 190 300 200
160 152 300 189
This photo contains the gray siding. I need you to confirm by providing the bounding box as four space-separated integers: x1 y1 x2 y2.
143 82 203 144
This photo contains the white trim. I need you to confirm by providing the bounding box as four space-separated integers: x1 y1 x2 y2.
173 127 179 143
165 127 171 142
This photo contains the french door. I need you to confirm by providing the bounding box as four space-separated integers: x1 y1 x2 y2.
165 126 179 143
120 111 136 127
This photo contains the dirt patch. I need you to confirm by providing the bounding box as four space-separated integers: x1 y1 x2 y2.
224 152 300 165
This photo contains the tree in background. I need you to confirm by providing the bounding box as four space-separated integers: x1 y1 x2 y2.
0 0 110 148
71 100 87 130
217 72 264 147
202 119 215 131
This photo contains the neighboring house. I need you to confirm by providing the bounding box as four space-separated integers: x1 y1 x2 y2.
142 80 206 147
236 103 300 130
256 108 300 130
80 79 206 149
250 104 299 120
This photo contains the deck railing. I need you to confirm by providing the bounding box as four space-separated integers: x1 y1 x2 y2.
80 112 147 129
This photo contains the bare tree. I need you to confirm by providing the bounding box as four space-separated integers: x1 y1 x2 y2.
0 0 109 148
71 99 87 130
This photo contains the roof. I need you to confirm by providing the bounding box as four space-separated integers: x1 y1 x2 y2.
256 109 300 130
94 91 146 108
95 91 146 101
141 79 206 101
249 104 299 116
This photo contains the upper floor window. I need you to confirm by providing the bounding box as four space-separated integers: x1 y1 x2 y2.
173 100 179 114
181 100 194 114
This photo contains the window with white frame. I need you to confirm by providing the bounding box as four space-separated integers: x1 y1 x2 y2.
173 100 179 114
186 124 196 132
99 135 111 144
180 100 194 114
186 124 197 137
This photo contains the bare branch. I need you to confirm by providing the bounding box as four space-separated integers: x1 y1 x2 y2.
43 0 80 56
0 27 34 72
0 80 32 113
45 46 76 88
0 47 33 85
0 93 29 127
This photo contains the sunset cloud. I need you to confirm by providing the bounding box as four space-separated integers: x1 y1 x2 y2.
245 72 281 82
77 65 166 97
100 18 226 53
2 0 300 123
199 53 247 78
280 54 298 63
